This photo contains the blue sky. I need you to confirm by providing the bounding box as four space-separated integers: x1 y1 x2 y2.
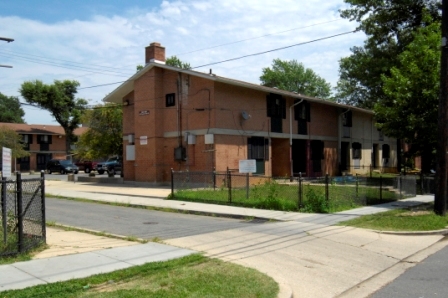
0 0 364 124
0 1 163 22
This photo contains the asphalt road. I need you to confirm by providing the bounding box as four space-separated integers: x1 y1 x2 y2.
371 238 448 298
46 197 265 240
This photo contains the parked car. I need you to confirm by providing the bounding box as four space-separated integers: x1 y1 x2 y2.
96 157 122 175
46 159 79 174
74 160 100 174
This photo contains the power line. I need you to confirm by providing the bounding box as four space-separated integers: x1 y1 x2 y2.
0 52 133 77
191 30 357 69
74 30 357 90
174 19 345 56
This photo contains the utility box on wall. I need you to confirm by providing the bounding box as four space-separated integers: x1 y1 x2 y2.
187 134 196 145
174 146 186 161
205 134 214 144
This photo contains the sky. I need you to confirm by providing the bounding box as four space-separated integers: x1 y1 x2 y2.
0 0 365 125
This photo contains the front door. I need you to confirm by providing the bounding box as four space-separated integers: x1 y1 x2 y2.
36 153 52 171
340 142 350 172
292 139 307 176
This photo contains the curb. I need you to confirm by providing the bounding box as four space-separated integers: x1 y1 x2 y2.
376 229 448 236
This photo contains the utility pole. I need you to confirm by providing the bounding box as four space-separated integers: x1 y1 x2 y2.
435 0 448 215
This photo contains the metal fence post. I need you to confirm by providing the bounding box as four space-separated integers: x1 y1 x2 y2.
1 177 6 245
399 174 402 199
227 167 232 204
298 172 303 209
325 173 329 202
246 173 249 199
356 174 359 199
170 168 174 198
213 167 216 190
16 172 24 253
41 170 46 243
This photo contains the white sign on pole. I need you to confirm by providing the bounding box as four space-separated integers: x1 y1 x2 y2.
239 159 256 173
2 147 12 178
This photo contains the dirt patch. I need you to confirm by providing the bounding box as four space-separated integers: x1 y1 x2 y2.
397 210 432 217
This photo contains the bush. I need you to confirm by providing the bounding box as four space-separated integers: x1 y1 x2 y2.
302 188 329 213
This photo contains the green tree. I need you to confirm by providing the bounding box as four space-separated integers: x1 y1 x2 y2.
136 56 190 71
375 20 440 173
0 92 25 123
0 125 30 159
19 80 88 155
74 103 123 159
166 56 191 69
260 59 332 99
335 0 440 108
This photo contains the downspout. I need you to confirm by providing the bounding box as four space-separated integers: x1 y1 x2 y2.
289 98 304 180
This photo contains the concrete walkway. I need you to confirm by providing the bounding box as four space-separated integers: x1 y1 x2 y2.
0 180 446 297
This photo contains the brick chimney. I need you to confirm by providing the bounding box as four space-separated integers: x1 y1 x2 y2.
145 42 166 64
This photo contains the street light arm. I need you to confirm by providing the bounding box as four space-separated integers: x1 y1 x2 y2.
0 37 14 42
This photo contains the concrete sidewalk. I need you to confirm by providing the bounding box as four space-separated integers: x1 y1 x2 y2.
0 240 195 292
0 180 446 297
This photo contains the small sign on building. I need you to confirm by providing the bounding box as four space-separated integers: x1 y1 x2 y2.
140 136 148 145
139 110 150 116
239 159 256 173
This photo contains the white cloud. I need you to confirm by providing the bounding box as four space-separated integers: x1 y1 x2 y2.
0 0 364 124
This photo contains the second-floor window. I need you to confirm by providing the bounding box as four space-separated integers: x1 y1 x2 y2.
295 100 310 135
166 93 175 107
266 93 285 133
21 134 33 150
37 135 52 151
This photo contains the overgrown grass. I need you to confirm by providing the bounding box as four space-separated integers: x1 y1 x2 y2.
337 203 448 231
171 180 400 213
1 254 279 298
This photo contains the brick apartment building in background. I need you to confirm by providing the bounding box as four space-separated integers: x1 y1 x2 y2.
0 123 88 172
104 42 399 184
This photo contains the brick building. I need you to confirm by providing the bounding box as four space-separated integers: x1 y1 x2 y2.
0 123 88 172
104 42 398 184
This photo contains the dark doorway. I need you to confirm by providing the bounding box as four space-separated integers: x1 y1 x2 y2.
37 153 52 171
372 144 379 168
341 142 350 172
18 156 30 172
292 139 307 176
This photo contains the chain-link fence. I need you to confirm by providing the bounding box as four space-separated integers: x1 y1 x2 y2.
1 172 46 257
170 170 417 213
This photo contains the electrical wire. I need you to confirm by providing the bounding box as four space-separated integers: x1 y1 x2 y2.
191 30 357 70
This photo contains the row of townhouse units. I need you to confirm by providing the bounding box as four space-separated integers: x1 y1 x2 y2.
0 123 87 172
104 42 399 184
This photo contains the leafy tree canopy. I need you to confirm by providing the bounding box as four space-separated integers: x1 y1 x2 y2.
375 18 440 172
165 56 191 69
335 0 440 108
74 103 123 160
136 56 191 72
0 92 25 123
260 59 332 99
19 80 88 155
0 125 29 159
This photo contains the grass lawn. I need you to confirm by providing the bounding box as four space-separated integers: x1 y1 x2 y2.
1 254 279 298
172 180 400 213
337 203 448 231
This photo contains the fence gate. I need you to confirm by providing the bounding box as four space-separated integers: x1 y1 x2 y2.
1 172 46 257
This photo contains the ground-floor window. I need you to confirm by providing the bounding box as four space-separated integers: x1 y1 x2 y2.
248 137 269 174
